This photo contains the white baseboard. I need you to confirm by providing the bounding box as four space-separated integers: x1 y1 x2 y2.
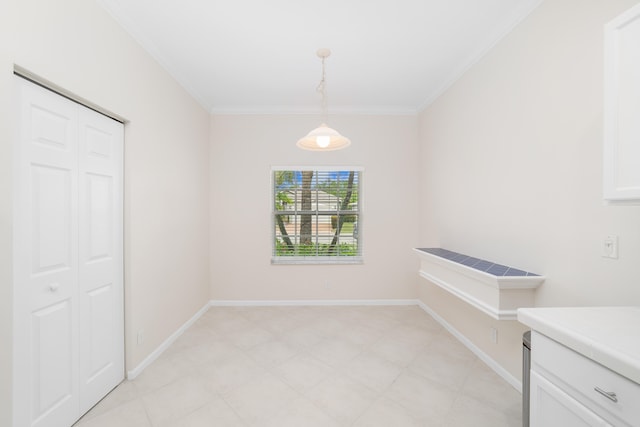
209 299 418 307
126 302 210 380
416 300 522 393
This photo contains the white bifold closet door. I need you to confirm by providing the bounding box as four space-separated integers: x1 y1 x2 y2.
13 76 124 427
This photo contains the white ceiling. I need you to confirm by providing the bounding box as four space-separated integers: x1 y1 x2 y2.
97 0 542 115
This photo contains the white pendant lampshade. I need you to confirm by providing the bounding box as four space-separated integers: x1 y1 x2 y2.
297 49 351 151
296 123 351 151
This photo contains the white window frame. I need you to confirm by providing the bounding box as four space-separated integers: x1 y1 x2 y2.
271 166 363 265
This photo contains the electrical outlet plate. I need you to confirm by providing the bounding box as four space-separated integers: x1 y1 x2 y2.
602 235 619 259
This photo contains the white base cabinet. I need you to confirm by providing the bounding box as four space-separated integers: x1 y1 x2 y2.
530 370 611 426
530 332 639 427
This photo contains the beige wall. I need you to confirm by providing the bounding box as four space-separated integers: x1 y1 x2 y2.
210 114 421 301
418 0 640 381
0 1 210 423
0 5 16 427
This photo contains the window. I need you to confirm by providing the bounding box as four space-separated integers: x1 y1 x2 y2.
272 167 362 264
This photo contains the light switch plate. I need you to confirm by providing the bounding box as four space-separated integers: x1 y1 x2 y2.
602 235 619 259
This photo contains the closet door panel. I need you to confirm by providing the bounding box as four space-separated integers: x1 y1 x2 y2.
14 76 124 426
14 77 80 427
29 164 75 307
31 300 74 424
78 106 124 413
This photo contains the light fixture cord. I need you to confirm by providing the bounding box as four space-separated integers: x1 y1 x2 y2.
316 55 328 125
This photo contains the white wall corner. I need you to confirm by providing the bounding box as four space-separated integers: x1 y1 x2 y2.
126 302 211 380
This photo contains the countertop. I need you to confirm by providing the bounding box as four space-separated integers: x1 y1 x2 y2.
517 306 640 385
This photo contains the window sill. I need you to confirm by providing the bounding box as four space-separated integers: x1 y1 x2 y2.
271 256 364 265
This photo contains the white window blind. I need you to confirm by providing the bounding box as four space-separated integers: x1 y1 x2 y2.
272 167 362 264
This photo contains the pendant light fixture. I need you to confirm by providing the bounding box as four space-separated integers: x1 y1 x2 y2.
297 48 351 151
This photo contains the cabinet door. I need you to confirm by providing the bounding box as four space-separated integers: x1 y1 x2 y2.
530 371 612 427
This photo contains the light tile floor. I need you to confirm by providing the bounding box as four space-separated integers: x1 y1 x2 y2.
75 305 522 426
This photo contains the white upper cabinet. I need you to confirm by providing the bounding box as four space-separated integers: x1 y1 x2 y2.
604 3 640 201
